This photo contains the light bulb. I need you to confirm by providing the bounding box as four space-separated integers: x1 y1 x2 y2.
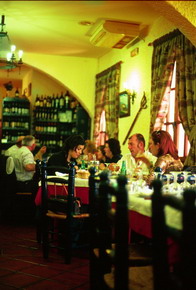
18 50 23 58
7 52 12 61
11 45 16 52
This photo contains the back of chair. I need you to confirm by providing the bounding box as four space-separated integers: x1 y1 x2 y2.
151 179 196 290
40 160 75 214
88 169 129 290
114 175 129 290
40 160 76 263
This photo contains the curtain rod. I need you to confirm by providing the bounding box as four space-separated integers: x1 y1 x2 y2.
148 29 181 47
96 61 123 78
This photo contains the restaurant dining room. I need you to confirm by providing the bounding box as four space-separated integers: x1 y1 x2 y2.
0 1 196 289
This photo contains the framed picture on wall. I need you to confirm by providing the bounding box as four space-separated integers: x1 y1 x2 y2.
119 90 130 118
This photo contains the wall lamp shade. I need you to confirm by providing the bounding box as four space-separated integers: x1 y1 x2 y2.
0 15 23 71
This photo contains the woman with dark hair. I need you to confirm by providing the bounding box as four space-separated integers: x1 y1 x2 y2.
139 130 183 175
96 145 106 163
47 134 85 168
104 138 122 163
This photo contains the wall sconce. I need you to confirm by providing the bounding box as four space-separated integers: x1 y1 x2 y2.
130 90 137 105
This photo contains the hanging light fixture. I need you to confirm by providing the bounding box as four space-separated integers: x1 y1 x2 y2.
0 15 23 72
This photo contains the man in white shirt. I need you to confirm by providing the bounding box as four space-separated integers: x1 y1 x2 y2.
118 133 157 174
13 135 38 196
5 136 47 162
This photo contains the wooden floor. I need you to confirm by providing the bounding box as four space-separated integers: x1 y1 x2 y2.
0 218 154 289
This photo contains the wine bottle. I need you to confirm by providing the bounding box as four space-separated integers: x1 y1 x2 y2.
15 88 19 98
65 91 70 109
120 160 127 175
59 91 65 110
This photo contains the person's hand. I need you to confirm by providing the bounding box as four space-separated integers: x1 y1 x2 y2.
39 146 47 154
99 163 106 170
135 156 151 168
108 163 120 172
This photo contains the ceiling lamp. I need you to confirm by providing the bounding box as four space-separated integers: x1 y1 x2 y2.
0 15 23 72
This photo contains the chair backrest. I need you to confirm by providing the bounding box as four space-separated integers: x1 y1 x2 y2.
40 160 75 216
88 168 129 289
151 179 196 290
114 174 129 290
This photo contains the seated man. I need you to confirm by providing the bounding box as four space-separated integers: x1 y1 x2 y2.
117 133 157 175
12 135 39 197
5 135 47 161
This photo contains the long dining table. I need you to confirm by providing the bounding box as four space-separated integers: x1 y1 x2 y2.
35 175 181 264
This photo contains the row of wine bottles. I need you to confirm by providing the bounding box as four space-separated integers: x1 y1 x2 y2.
2 131 28 143
35 135 72 148
35 123 77 135
3 117 29 129
3 101 30 115
34 92 78 110
34 107 77 122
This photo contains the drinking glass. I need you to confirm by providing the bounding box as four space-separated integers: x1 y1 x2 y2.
162 174 171 194
182 171 190 189
170 171 181 195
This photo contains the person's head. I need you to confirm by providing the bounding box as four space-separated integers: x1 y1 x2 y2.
62 134 85 161
104 138 121 159
128 133 145 158
22 135 36 151
16 136 25 148
83 140 97 155
149 130 179 159
96 145 106 161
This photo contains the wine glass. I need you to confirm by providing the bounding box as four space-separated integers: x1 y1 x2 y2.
170 171 181 196
182 171 190 189
162 174 171 194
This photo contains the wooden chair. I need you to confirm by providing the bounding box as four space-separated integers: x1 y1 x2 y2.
39 160 89 264
88 168 153 290
151 179 196 290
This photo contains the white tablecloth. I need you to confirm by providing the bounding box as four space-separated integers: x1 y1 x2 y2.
129 193 182 230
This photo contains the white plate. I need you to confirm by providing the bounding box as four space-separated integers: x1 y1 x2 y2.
55 171 68 177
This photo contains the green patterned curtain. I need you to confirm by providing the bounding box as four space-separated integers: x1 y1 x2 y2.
176 36 196 166
150 30 196 166
93 62 121 142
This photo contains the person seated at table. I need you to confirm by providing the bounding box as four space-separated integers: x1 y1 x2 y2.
12 135 39 196
99 138 122 170
5 135 47 161
96 145 106 164
77 139 97 165
139 130 183 176
4 136 24 157
117 133 157 175
47 134 85 172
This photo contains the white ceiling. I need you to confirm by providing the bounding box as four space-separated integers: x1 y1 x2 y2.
0 1 161 81
2 1 161 57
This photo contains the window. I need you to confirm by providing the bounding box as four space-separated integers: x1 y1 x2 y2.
96 110 108 147
161 62 190 160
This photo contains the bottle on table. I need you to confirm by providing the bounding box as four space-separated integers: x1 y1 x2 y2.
120 160 127 175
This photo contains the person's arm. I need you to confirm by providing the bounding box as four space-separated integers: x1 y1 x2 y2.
24 163 35 171
34 146 47 161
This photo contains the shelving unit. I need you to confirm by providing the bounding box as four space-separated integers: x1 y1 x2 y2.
1 97 31 152
33 94 91 153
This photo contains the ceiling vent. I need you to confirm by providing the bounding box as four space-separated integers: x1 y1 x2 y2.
89 20 140 49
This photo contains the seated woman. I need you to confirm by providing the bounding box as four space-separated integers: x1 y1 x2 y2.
137 130 183 181
99 138 122 171
96 145 106 164
47 135 85 172
81 140 97 162
104 138 122 163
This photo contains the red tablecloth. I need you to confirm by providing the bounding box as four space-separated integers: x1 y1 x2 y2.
130 210 180 265
35 185 89 206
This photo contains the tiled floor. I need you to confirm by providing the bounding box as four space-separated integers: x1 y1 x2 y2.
0 221 90 289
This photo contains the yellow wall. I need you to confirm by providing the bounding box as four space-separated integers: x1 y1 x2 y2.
97 16 176 155
23 16 178 155
24 54 98 117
